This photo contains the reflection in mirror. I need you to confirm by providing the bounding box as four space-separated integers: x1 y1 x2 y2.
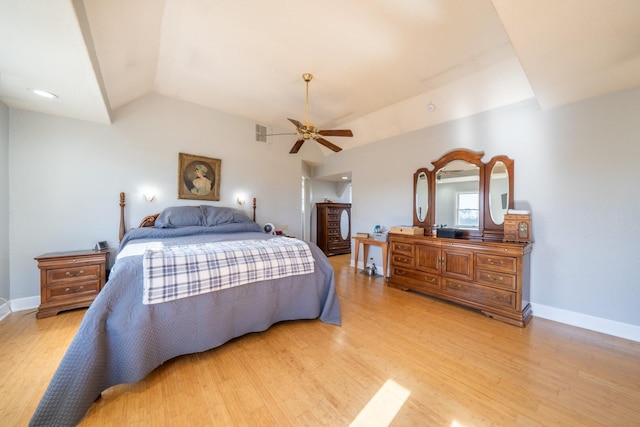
415 172 428 222
435 160 480 229
489 161 509 225
340 209 349 240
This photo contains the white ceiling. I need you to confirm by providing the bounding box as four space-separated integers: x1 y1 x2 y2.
1 0 639 153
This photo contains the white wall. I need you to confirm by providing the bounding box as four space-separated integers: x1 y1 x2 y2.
0 101 9 302
315 88 640 328
8 94 325 301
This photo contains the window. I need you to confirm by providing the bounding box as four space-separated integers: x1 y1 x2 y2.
457 192 479 227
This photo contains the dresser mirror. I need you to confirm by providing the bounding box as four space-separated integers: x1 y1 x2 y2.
434 159 481 230
488 161 509 225
415 171 428 222
340 209 350 240
413 149 514 240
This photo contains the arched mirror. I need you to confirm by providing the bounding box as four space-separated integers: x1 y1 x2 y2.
489 161 509 225
434 160 481 230
340 209 349 240
483 155 514 238
415 171 428 222
430 150 485 238
412 149 514 240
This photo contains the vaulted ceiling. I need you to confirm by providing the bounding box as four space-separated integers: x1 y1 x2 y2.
1 0 639 153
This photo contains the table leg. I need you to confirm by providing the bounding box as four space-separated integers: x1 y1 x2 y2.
381 242 388 280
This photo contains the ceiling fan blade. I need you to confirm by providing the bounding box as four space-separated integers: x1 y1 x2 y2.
289 138 306 154
315 137 342 152
318 129 353 137
287 118 304 130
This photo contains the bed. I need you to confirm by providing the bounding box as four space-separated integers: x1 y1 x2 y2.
30 196 341 426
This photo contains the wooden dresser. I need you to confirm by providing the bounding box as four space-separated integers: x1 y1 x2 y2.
388 234 532 327
35 249 109 319
316 202 351 256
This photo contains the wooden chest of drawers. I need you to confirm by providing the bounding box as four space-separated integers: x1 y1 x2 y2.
35 249 109 319
388 234 532 327
316 203 351 256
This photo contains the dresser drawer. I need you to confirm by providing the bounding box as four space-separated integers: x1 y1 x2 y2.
391 253 414 268
45 280 100 303
391 241 414 257
442 279 516 310
475 253 517 274
476 269 517 291
46 264 102 285
391 267 440 292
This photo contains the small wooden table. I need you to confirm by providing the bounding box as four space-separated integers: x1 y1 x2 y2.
353 237 389 280
35 249 109 319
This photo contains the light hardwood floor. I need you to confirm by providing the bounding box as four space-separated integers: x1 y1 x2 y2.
2 254 640 426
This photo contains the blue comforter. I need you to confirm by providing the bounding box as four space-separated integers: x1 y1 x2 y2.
30 227 341 426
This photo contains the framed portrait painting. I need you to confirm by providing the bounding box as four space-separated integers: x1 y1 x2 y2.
178 153 221 201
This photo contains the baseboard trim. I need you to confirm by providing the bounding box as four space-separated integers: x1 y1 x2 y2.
0 301 10 321
531 303 640 343
7 296 40 314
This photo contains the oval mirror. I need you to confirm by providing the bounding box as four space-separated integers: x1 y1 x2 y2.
435 160 480 229
489 161 509 225
415 171 428 222
340 209 349 240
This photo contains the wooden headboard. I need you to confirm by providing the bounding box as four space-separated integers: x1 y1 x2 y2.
118 193 257 242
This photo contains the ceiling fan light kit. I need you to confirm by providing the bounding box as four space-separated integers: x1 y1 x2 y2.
270 73 354 154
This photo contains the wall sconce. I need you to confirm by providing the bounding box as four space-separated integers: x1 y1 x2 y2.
236 195 246 206
144 193 155 202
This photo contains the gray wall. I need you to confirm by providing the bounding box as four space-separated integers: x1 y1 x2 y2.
0 101 8 302
8 94 325 302
315 88 640 329
6 87 640 337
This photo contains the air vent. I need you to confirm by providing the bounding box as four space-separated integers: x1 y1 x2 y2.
255 124 267 143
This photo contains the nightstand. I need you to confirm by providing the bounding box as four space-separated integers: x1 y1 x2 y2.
35 249 109 319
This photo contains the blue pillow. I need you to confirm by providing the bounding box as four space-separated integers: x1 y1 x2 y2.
154 206 205 228
201 205 253 226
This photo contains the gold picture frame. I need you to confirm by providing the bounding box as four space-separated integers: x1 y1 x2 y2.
178 153 221 201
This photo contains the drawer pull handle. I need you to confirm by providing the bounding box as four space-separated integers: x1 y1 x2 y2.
448 283 462 290
397 245 408 250
65 286 84 293
65 270 85 277
398 257 408 263
487 258 504 265
394 269 406 275
492 293 509 301
486 274 504 282
425 277 436 283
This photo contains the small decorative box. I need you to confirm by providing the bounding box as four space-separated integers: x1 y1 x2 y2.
389 226 425 235
503 210 532 243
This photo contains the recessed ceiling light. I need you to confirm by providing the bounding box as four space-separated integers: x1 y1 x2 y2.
427 103 436 112
31 89 58 99
341 176 349 180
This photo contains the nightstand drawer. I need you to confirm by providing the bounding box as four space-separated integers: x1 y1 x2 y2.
47 264 101 284
45 281 100 303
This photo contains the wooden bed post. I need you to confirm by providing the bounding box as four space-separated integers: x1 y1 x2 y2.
119 192 126 242
252 197 256 222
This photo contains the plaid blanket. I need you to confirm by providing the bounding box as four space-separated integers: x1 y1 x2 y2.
142 237 315 305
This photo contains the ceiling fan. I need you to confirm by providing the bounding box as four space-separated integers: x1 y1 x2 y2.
272 73 353 154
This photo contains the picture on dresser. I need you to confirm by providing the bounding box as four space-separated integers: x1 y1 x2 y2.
178 153 221 201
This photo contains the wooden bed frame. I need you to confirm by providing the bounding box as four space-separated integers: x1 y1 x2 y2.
118 192 257 242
